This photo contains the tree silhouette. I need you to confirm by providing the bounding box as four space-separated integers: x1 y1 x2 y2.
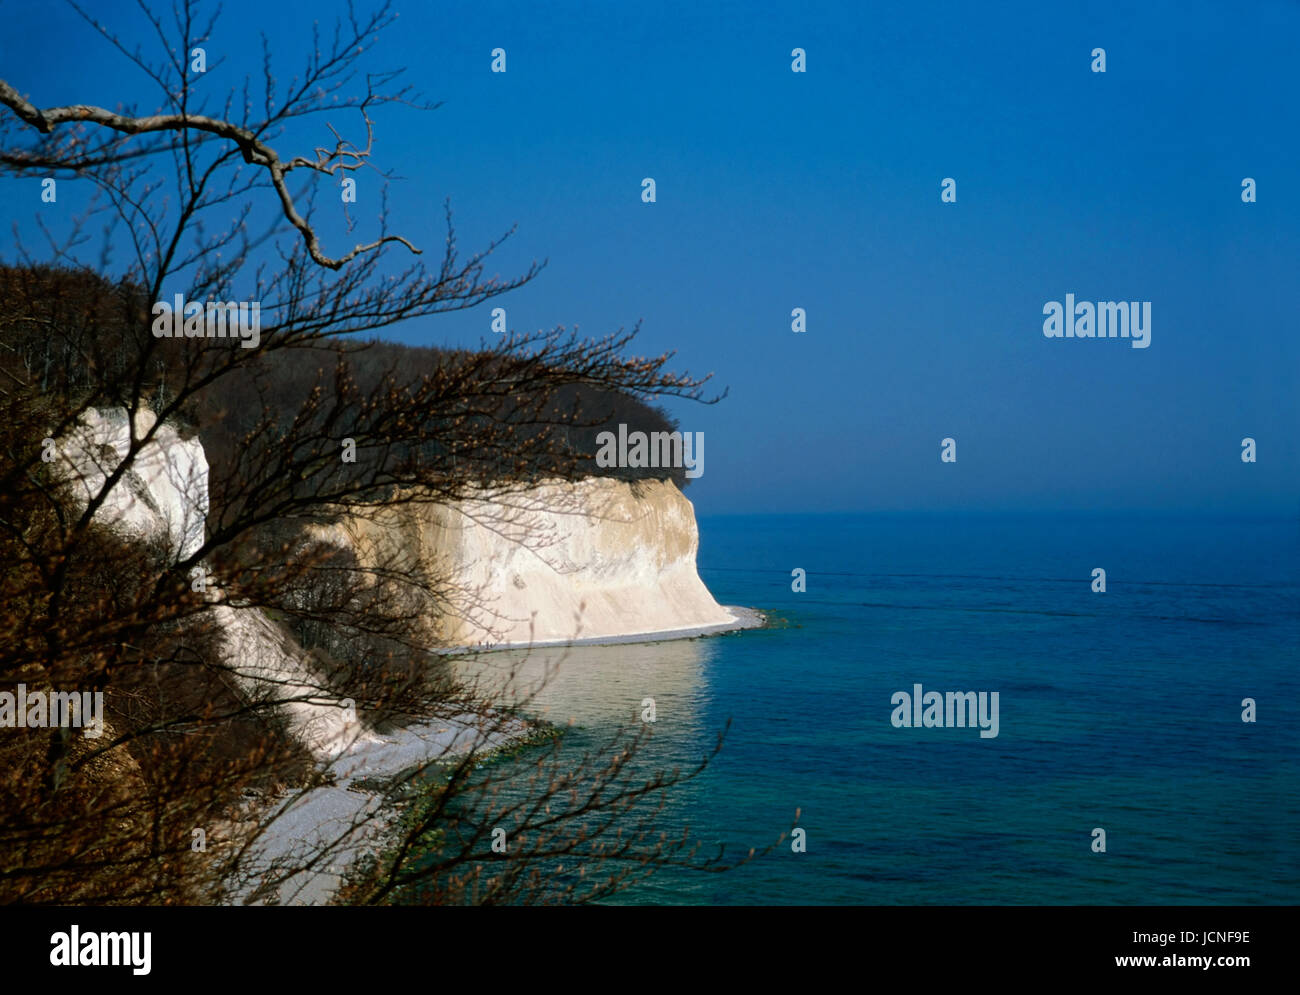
0 0 776 906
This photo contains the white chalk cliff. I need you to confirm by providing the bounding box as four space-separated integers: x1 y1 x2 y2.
311 476 742 648
55 407 208 562
53 408 750 903
55 409 745 751
54 407 367 761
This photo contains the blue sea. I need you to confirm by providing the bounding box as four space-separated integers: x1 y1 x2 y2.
463 512 1300 905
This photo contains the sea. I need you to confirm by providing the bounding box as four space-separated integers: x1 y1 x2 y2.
453 511 1300 905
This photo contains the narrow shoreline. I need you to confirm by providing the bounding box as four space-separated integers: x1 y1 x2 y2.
225 605 765 904
434 605 767 655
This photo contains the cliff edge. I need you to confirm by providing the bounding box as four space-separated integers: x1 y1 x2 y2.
314 476 746 648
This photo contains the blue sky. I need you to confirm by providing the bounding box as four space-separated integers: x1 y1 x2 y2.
3 0 1297 514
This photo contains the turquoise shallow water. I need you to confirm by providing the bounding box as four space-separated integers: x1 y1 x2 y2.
457 512 1300 905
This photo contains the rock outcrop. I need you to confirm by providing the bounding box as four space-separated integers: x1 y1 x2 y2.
55 407 367 761
49 407 752 904
54 410 743 761
55 407 208 562
311 476 741 648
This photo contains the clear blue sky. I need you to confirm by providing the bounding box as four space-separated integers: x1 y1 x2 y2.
3 0 1297 514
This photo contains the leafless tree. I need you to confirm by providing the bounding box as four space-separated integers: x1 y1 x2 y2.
0 0 779 906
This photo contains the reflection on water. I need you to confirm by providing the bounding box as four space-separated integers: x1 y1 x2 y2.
450 637 713 736
414 637 728 906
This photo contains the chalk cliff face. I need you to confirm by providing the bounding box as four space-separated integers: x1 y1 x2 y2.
55 410 738 761
56 407 208 562
313 476 738 648
55 408 367 761
50 410 745 903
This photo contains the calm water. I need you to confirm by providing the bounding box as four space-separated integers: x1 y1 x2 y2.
458 512 1300 904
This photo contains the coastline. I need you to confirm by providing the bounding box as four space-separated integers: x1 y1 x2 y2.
435 605 766 655
225 605 765 904
224 710 526 906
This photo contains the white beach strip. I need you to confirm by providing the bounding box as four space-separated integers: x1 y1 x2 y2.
435 604 767 654
226 711 527 906
227 608 763 904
